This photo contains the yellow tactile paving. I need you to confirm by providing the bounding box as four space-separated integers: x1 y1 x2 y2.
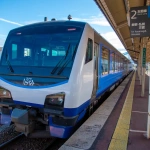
118 117 131 125
108 72 135 150
109 139 127 150
122 107 132 111
120 110 131 118
117 120 130 130
112 127 129 140
124 101 133 105
122 105 132 110
126 96 134 99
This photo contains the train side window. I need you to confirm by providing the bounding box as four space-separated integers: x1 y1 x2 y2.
101 46 109 75
115 54 118 72
121 58 123 70
111 52 115 72
124 60 127 70
85 38 93 64
119 57 122 71
118 56 120 71
118 57 122 71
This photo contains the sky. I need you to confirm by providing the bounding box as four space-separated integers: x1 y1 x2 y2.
0 0 131 59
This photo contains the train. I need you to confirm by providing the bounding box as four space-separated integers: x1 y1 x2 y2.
0 20 132 138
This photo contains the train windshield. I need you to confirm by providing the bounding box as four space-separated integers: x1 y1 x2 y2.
1 25 83 78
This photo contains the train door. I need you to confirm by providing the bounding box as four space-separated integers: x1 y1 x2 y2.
91 43 99 101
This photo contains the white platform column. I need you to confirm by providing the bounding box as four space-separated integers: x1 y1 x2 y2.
146 76 150 138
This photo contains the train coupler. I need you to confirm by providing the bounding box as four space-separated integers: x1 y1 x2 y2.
11 108 35 136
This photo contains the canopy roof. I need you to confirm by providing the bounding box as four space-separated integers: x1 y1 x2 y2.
94 0 150 62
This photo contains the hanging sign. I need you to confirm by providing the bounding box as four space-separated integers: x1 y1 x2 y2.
130 6 150 37
142 48 146 67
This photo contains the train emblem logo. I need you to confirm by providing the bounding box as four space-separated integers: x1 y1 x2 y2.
23 77 34 86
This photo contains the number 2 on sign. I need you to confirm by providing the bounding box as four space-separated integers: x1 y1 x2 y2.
131 10 137 19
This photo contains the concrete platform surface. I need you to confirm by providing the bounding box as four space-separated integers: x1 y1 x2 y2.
59 73 133 150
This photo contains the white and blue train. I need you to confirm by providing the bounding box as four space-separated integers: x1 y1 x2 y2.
0 20 132 138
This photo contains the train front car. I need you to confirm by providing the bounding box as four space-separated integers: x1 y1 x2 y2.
0 21 89 138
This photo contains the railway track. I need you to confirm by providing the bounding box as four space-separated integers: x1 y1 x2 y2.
0 125 21 147
0 133 23 149
1 136 57 150
0 125 10 132
0 124 64 150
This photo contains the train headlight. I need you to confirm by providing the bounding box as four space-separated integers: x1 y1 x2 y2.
0 88 12 98
45 92 65 107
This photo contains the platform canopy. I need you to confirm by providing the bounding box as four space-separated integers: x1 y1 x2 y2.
94 0 150 62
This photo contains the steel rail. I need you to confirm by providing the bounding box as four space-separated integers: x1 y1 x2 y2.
0 133 24 148
44 138 57 150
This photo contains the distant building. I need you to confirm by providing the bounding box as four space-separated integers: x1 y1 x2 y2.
0 47 2 58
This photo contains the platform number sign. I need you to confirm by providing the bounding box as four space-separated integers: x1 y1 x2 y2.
142 48 146 68
130 6 150 37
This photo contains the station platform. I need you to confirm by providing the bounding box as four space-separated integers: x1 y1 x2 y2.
59 71 150 150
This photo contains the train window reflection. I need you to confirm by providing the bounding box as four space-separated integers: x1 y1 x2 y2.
12 44 17 59
24 48 31 57
101 46 109 75
115 54 118 72
85 38 93 64
111 52 115 73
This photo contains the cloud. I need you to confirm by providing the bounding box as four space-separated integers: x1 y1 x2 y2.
0 34 7 37
0 38 5 47
24 20 40 25
101 32 131 59
101 32 125 50
62 14 110 26
118 49 127 53
0 18 23 26
0 34 7 47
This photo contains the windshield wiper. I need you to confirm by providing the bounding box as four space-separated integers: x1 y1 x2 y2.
50 44 70 74
57 45 77 75
5 53 14 73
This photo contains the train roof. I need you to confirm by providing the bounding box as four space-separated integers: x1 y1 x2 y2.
9 20 86 33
